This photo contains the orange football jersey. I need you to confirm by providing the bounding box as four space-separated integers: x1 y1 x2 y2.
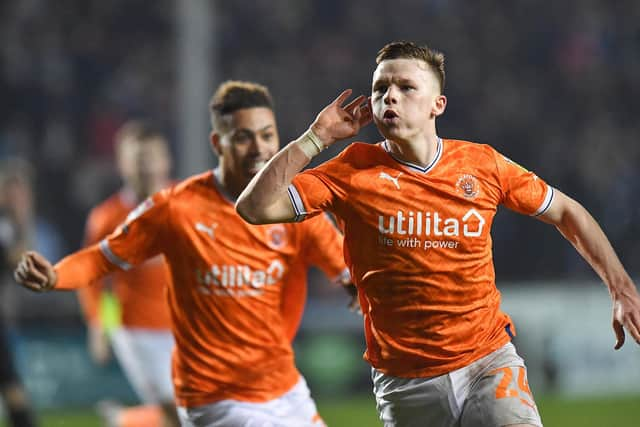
78 188 172 330
55 170 346 407
289 138 553 378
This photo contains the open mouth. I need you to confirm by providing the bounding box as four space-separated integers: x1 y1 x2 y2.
383 110 398 119
382 110 399 122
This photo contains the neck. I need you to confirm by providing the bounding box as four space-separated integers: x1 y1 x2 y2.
214 167 245 200
386 132 440 167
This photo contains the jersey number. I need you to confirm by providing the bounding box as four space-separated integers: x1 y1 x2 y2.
490 366 536 409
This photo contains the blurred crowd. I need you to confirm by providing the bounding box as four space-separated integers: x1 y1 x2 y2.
1 0 639 308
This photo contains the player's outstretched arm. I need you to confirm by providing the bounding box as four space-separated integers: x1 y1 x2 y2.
14 244 117 292
538 189 640 349
236 89 371 225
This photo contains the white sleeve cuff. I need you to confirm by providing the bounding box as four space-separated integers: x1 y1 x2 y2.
532 185 555 217
99 239 132 270
287 184 308 222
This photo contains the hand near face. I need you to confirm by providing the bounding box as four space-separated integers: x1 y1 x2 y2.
310 89 372 147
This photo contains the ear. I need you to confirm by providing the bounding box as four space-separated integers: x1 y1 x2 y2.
210 132 223 156
431 95 447 118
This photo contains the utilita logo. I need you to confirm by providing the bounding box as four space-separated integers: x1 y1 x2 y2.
196 260 285 296
378 209 485 237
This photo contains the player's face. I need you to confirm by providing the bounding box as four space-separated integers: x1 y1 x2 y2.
118 137 172 197
371 58 446 142
215 107 279 184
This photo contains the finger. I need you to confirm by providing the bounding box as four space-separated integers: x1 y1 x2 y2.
613 318 625 350
14 262 32 283
359 101 371 115
29 251 51 270
625 312 640 345
14 273 44 292
14 266 28 283
353 106 362 123
358 106 373 127
332 89 353 107
25 255 48 284
28 252 54 285
344 95 367 115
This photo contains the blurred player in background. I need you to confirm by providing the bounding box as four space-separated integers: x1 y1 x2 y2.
78 121 177 427
14 81 354 427
0 159 39 427
236 41 640 427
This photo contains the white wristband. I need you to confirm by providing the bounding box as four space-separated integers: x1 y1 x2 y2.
296 128 326 159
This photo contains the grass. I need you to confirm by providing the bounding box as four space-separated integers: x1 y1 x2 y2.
3 394 638 426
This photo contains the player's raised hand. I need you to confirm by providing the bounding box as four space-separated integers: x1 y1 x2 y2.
13 251 57 292
310 89 372 147
612 289 640 349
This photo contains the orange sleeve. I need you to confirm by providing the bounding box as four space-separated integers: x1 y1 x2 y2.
102 192 169 266
54 244 118 290
493 149 553 216
77 208 112 325
289 169 338 221
300 213 348 282
57 191 169 290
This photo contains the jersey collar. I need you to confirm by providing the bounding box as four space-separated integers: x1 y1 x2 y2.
382 137 443 174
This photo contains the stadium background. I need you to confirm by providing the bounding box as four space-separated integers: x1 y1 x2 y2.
1 0 639 425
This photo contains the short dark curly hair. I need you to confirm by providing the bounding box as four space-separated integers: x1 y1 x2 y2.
209 81 274 132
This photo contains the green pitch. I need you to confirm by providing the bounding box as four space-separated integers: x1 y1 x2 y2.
3 394 638 426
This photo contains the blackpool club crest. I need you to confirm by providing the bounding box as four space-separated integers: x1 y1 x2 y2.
266 224 287 249
456 174 480 199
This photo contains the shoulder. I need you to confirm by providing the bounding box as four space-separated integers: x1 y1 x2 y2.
166 171 214 199
172 171 209 193
313 142 386 174
442 138 500 170
338 141 386 163
444 138 497 158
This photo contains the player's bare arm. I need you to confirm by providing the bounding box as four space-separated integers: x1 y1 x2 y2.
537 189 640 348
236 89 371 224
14 251 57 292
